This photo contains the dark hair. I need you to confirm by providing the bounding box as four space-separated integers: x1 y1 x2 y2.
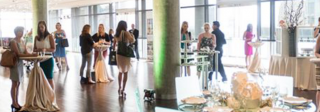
246 24 253 32
56 22 61 26
81 24 91 36
115 20 127 37
37 21 50 41
318 17 320 21
213 21 220 28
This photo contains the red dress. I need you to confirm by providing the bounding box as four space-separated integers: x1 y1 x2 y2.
245 31 253 56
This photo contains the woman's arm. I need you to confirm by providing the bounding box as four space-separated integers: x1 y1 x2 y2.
212 34 217 48
47 34 56 52
315 37 320 58
113 38 117 51
124 31 135 44
33 36 39 52
314 28 320 38
87 34 95 46
243 31 247 40
197 34 203 51
11 41 37 57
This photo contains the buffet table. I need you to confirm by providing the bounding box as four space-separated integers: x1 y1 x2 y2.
269 55 317 90
94 44 114 83
20 56 59 111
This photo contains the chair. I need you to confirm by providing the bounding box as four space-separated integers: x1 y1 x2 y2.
175 76 202 105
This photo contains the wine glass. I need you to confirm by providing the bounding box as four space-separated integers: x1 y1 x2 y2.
279 87 288 106
271 86 280 107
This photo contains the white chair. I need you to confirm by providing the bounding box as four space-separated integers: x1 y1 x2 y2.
155 107 182 112
175 76 202 105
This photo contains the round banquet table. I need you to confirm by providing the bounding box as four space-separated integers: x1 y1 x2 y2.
94 44 114 83
20 56 59 111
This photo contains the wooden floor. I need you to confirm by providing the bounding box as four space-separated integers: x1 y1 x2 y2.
0 53 317 112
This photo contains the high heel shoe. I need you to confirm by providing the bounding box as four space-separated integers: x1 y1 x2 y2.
121 90 126 98
11 105 21 112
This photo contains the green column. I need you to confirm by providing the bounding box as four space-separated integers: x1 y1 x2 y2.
32 0 47 37
153 0 180 99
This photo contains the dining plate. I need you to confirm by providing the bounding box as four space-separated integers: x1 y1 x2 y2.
283 97 308 105
203 106 233 112
259 107 289 112
181 96 206 105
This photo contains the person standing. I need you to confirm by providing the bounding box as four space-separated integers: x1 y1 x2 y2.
129 24 140 61
314 32 320 112
197 23 216 78
109 29 115 51
243 24 255 69
92 24 110 67
34 21 56 89
79 24 95 84
210 21 227 82
10 26 37 112
314 17 320 38
53 22 69 71
181 21 193 76
114 21 135 98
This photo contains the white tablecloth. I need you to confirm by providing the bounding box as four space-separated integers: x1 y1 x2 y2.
269 55 317 90
94 45 114 83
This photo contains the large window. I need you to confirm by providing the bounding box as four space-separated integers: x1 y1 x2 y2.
0 11 32 37
218 5 257 57
261 2 270 40
180 0 204 7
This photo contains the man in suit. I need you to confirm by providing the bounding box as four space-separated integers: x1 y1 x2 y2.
209 21 227 82
129 24 140 60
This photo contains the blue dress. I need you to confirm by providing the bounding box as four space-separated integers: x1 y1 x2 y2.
54 32 66 57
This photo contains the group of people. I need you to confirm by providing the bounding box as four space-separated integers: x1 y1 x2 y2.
8 20 139 111
314 17 320 112
79 21 139 98
9 21 57 111
180 21 227 82
180 21 258 82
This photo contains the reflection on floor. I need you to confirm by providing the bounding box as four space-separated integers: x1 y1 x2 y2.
0 53 316 112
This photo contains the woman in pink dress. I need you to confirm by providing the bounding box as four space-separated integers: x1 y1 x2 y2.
243 24 254 69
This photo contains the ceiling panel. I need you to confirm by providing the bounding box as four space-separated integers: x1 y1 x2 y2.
0 0 132 12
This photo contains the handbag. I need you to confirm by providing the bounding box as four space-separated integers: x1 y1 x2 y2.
1 47 17 68
117 31 135 58
109 48 117 65
61 38 69 47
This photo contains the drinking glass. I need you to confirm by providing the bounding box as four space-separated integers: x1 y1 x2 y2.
279 87 288 106
271 86 280 107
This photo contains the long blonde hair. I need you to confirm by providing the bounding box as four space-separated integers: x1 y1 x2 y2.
181 21 188 34
97 24 105 37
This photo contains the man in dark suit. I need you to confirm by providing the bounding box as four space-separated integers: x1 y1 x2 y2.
209 21 227 82
129 24 140 60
